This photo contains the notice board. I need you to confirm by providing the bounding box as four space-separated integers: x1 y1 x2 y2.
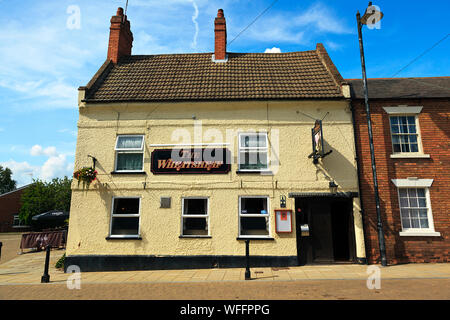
275 209 292 233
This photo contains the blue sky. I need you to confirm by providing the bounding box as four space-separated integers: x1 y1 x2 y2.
1 0 449 187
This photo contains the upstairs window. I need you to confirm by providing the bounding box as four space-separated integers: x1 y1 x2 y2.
389 116 419 153
238 133 269 171
114 135 144 172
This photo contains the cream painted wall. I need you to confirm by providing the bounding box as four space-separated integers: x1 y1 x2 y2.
67 100 365 258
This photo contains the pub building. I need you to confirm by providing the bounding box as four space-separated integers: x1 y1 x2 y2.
65 8 365 271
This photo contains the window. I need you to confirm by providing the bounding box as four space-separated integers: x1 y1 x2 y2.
389 116 419 153
239 196 270 237
238 132 269 171
398 188 430 229
13 215 23 227
383 106 429 158
392 178 440 237
114 135 144 172
181 198 209 236
110 197 140 237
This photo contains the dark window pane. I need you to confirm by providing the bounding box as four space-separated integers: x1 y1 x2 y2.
184 199 207 215
390 117 398 125
240 151 268 170
402 218 411 229
400 117 408 125
393 144 401 152
408 125 416 133
116 153 143 171
410 144 419 152
419 219 429 228
240 217 269 236
184 218 207 230
408 189 417 198
111 217 139 235
241 198 267 214
417 189 425 197
113 198 139 214
392 135 400 143
391 125 399 134
407 116 415 124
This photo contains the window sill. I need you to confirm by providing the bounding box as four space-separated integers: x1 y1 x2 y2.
110 171 147 175
390 154 430 159
236 237 275 240
399 231 441 237
236 170 273 175
105 236 142 240
179 235 212 238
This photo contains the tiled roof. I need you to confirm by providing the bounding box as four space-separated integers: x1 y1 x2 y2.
347 77 450 99
83 49 345 102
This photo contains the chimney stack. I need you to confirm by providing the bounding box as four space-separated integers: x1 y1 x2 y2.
213 9 227 62
107 7 133 64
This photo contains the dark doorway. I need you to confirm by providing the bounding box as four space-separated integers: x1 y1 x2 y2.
295 197 356 265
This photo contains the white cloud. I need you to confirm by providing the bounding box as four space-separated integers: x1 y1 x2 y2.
1 145 75 186
188 0 199 48
40 154 69 181
265 47 281 53
0 160 39 187
294 3 353 35
30 145 58 157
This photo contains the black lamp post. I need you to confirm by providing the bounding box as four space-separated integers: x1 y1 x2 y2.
356 2 387 267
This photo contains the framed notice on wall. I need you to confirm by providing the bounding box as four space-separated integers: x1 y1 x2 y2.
275 209 292 233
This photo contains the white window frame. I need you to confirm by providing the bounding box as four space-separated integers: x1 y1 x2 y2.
238 195 271 238
114 135 145 172
383 106 430 159
109 196 141 238
12 215 22 228
392 178 440 237
237 132 270 172
181 197 210 237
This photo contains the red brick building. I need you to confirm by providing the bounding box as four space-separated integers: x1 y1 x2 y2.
349 77 450 264
0 185 32 233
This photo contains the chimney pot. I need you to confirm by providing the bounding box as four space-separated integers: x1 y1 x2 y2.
117 7 124 16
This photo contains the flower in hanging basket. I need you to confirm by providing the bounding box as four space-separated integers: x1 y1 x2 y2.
73 167 98 188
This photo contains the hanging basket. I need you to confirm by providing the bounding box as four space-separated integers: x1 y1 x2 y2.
73 167 97 189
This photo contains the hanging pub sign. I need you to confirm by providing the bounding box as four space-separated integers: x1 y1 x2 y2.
151 148 231 174
308 119 332 164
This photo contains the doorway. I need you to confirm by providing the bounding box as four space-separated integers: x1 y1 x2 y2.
295 197 356 265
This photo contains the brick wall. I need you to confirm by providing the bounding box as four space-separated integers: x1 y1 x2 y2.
353 98 450 264
0 188 27 233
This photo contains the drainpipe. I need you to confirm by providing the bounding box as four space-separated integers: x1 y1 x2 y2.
351 102 368 265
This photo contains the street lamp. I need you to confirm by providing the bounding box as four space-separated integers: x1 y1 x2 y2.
356 2 387 267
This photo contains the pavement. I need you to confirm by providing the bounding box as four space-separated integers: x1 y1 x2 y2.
0 233 449 300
